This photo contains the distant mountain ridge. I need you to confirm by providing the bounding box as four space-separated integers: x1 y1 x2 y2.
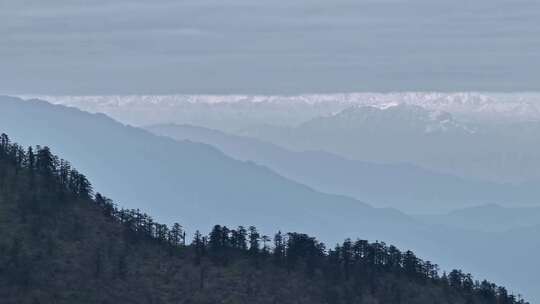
238 104 540 184
146 123 536 213
415 204 540 233
25 93 540 183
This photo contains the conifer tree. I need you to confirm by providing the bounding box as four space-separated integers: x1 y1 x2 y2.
248 226 260 255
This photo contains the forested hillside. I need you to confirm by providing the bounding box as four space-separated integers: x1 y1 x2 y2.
0 133 528 304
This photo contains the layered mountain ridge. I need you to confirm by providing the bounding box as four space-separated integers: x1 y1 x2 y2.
1 95 539 301
0 132 529 304
147 122 536 213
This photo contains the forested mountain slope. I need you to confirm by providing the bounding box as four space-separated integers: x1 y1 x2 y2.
0 134 528 304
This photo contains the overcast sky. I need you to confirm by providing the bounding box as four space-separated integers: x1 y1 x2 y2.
1 0 539 94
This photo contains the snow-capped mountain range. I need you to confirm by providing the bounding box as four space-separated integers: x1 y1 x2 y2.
16 92 540 129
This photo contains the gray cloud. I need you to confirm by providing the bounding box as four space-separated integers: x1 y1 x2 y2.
1 0 539 94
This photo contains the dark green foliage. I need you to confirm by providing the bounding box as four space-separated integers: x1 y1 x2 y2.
0 133 530 304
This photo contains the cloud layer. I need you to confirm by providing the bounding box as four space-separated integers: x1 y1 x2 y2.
2 0 539 94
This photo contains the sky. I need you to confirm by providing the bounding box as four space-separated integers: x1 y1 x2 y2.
1 0 539 94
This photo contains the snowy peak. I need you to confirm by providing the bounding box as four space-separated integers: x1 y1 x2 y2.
313 104 473 134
